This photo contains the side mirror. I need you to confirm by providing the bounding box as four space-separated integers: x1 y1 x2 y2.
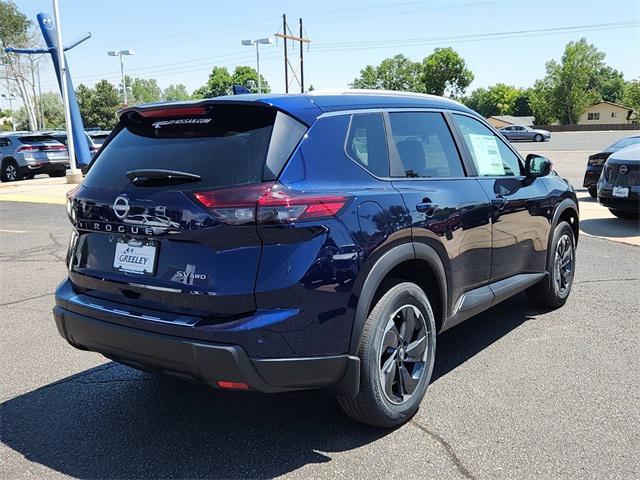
525 154 552 178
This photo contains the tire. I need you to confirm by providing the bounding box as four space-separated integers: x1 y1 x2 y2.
534 134 543 142
609 209 639 220
588 187 597 199
337 281 437 428
526 221 576 309
1 159 22 182
49 169 66 178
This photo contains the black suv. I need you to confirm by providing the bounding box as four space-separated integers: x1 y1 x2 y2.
54 91 579 427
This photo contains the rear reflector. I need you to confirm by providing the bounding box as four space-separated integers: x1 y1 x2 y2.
193 183 348 225
217 380 249 390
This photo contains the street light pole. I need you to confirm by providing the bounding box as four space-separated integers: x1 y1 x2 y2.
1 93 16 131
108 50 135 106
241 38 272 94
52 0 81 183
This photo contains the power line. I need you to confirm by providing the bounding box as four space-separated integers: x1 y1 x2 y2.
38 20 638 90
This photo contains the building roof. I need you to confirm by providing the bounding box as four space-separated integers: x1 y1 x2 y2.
487 115 535 126
119 90 475 126
587 100 633 112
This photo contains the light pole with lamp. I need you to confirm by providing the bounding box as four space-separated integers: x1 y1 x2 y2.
240 38 272 93
0 93 17 130
107 49 135 106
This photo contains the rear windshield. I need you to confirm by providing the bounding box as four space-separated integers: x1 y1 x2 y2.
18 135 56 144
83 104 307 190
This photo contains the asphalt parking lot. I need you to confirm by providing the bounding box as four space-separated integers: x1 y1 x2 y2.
1 131 639 479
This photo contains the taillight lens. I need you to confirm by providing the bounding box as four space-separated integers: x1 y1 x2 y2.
17 144 66 152
193 183 348 225
257 184 348 224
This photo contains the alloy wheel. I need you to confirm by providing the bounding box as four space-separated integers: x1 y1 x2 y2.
5 164 17 181
554 234 573 296
379 304 430 405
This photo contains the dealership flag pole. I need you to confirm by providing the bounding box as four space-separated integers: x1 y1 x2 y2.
52 0 81 184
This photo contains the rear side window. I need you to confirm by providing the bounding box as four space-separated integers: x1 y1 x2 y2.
345 113 389 177
83 104 306 190
452 114 522 177
388 112 464 178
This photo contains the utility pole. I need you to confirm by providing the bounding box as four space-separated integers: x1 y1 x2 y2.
275 15 310 93
282 14 288 93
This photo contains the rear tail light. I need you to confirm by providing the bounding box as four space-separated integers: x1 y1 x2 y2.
17 144 67 152
193 183 349 225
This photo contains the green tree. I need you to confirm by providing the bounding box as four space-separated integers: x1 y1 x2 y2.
127 77 162 104
512 89 533 117
76 80 120 129
352 54 422 91
39 92 65 128
545 38 606 124
463 84 523 117
231 65 270 93
422 47 474 98
194 66 233 98
623 80 640 121
529 78 556 125
163 83 191 101
0 1 39 129
596 67 626 103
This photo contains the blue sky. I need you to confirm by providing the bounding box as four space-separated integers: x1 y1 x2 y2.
13 0 640 96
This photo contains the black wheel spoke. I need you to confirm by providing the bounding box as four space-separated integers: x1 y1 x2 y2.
400 306 416 341
405 335 426 361
399 364 418 395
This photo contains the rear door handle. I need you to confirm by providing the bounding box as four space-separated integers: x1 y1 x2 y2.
416 202 439 217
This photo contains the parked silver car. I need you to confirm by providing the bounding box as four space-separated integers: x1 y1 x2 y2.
499 125 551 142
0 132 69 182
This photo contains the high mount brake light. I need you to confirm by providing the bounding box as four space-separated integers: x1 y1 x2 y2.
193 183 348 225
138 106 208 118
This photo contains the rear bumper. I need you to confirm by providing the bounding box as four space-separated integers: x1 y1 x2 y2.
53 305 360 396
583 166 603 188
18 162 68 175
598 191 639 213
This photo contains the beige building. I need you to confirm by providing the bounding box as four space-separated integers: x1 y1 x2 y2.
578 101 634 125
486 115 535 129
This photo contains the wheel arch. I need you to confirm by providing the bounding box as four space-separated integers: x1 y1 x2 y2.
349 242 447 356
551 198 579 248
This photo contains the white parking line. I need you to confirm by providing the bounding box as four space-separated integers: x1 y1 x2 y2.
0 229 28 234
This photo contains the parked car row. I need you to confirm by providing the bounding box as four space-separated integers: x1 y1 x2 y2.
595 143 639 219
0 129 111 182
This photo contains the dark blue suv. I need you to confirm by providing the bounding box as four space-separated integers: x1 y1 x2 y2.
54 91 579 427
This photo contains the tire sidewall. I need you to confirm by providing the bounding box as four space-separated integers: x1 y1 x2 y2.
2 159 19 182
363 283 436 424
548 221 576 302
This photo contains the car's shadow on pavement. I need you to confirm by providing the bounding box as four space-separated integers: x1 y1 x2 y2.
580 217 639 239
1 295 536 479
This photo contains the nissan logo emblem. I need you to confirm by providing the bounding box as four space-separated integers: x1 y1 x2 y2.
113 195 130 219
619 165 629 175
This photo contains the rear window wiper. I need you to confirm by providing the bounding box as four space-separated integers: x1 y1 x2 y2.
126 169 201 186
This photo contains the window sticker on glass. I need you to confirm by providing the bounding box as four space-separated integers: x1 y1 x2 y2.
467 134 504 176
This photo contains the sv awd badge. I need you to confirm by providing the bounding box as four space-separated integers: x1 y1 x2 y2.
171 264 207 285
